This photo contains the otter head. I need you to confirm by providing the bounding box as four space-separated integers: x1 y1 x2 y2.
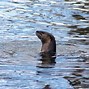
36 31 56 56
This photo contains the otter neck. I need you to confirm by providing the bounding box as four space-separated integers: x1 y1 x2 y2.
41 40 56 54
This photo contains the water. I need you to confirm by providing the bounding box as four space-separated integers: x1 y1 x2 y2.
0 0 89 89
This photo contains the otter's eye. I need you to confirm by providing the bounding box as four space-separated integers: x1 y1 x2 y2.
42 32 45 34
40 32 45 36
40 32 43 35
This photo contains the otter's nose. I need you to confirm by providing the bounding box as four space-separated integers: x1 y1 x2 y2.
36 31 40 34
36 31 40 35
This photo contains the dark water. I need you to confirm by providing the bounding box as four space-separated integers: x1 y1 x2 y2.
0 0 89 89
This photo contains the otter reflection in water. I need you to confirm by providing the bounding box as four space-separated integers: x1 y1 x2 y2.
36 31 56 66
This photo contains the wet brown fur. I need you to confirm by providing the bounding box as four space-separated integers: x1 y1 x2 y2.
36 31 56 64
36 31 56 55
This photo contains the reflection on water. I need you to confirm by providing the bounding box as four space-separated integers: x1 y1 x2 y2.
68 26 89 46
37 53 56 68
0 0 89 42
0 0 89 89
69 27 89 35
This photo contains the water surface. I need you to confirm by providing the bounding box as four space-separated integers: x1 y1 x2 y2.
0 0 89 89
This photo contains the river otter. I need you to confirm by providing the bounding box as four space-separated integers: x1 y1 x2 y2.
36 31 56 64
36 31 56 56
